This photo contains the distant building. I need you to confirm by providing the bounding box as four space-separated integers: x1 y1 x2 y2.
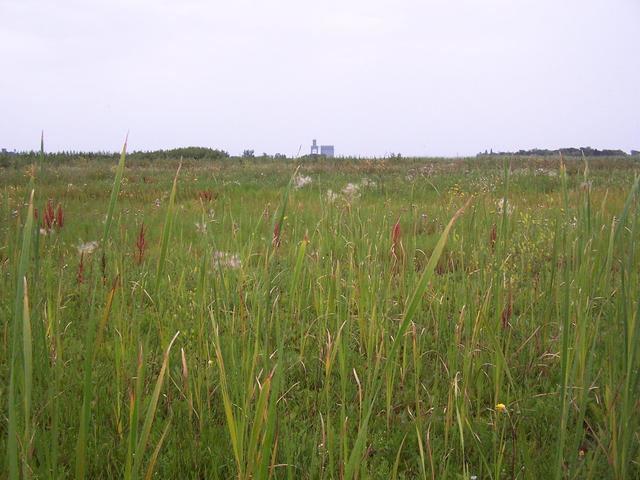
320 145 334 157
310 139 335 157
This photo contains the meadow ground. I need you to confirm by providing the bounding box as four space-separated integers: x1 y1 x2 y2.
1 152 639 479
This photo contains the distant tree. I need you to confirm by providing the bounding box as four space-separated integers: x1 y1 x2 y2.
242 149 255 158
129 147 229 161
476 147 629 158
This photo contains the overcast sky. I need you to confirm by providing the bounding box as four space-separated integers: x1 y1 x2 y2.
1 0 638 157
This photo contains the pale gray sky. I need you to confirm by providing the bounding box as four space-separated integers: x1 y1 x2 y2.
1 0 638 157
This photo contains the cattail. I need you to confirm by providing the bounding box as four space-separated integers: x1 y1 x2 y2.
43 200 55 230
55 203 64 229
77 252 85 284
135 223 146 264
46 200 55 228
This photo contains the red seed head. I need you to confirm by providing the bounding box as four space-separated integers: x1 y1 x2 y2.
490 223 497 250
272 222 281 248
77 252 85 284
501 292 513 329
391 218 402 261
43 200 55 230
55 204 64 229
135 223 146 264
392 219 401 244
198 190 214 202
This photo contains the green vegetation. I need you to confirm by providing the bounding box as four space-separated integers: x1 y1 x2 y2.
477 147 632 157
1 151 639 478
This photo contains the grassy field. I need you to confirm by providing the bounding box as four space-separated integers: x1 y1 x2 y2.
1 150 639 479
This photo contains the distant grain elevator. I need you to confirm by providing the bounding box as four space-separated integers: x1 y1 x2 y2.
310 139 334 157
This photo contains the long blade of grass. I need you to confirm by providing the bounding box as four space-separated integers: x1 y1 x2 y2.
393 197 472 364
75 275 120 479
212 322 243 475
154 162 182 297
132 331 180 479
345 198 471 480
143 417 173 480
246 369 274 479
7 189 34 480
22 276 33 480
102 136 128 242
269 165 300 254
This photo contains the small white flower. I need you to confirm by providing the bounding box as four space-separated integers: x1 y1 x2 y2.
77 241 99 255
212 251 242 270
341 183 360 200
325 189 339 203
360 178 376 188
496 198 514 215
293 174 312 189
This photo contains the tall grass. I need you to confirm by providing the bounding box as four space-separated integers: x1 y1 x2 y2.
75 139 128 479
6 189 35 480
1 153 639 478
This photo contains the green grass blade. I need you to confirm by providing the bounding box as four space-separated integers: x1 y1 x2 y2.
7 189 34 480
392 198 472 364
346 198 471 480
132 331 180 479
22 276 33 480
270 165 300 252
143 417 172 480
154 162 182 298
212 322 243 475
75 276 119 480
102 136 128 242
